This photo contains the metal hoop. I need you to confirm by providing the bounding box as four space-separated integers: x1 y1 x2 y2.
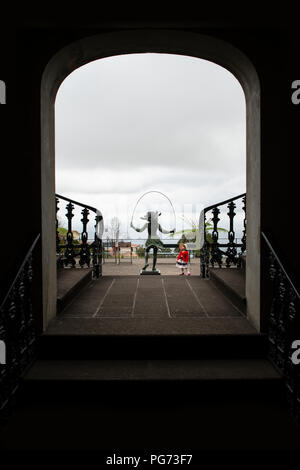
131 190 176 229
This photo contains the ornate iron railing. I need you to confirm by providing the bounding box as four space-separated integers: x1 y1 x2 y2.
0 234 40 414
56 194 103 278
200 193 246 277
262 232 300 423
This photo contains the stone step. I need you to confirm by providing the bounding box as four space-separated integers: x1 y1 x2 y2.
19 358 284 405
24 358 281 382
8 358 296 455
57 268 93 313
38 331 267 360
209 268 246 314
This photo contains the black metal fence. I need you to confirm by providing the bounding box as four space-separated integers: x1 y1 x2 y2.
56 194 103 278
200 193 246 277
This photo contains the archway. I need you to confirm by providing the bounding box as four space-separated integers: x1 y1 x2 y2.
41 29 260 330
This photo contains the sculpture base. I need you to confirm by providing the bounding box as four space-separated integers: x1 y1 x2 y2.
140 269 161 275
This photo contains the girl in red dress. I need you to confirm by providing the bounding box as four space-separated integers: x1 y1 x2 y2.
176 243 191 276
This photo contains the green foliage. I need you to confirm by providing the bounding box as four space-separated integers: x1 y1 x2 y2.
137 246 145 257
57 227 68 237
170 215 227 246
57 227 80 253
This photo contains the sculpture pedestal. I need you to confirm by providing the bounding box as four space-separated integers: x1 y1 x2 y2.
140 269 161 275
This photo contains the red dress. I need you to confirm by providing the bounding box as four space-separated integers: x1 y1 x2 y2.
176 249 189 267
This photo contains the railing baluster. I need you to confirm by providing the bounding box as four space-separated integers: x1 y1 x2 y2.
55 197 64 269
241 195 246 254
92 213 102 278
55 197 60 254
225 201 237 267
79 207 90 267
65 202 76 267
210 206 222 268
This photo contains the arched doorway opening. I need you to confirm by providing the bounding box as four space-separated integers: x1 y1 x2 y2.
41 30 260 331
55 53 246 278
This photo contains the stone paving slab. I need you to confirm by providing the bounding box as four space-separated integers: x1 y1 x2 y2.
163 276 207 318
134 276 169 317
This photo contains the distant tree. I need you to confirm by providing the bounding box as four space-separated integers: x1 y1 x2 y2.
106 217 121 249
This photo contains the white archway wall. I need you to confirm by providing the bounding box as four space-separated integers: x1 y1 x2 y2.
41 30 261 331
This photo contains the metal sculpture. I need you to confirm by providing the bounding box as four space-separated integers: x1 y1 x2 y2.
130 191 176 274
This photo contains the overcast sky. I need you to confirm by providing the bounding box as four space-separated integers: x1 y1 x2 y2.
55 53 246 240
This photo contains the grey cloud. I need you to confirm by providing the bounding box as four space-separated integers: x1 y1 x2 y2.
56 53 245 172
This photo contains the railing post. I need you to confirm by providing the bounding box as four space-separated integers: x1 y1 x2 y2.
65 202 76 267
92 213 102 278
200 210 208 278
225 201 237 267
211 206 222 268
79 207 90 268
55 197 64 268
241 195 247 254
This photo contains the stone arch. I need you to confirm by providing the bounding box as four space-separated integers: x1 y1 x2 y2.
41 29 260 330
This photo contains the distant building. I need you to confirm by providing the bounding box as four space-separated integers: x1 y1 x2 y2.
72 230 80 241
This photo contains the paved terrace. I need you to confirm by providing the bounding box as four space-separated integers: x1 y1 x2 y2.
102 257 201 276
49 260 254 336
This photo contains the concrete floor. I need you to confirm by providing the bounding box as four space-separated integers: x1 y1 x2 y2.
46 273 258 337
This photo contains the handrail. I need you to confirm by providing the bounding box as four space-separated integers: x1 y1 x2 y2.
262 231 300 299
56 193 100 215
0 233 40 310
204 193 246 213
